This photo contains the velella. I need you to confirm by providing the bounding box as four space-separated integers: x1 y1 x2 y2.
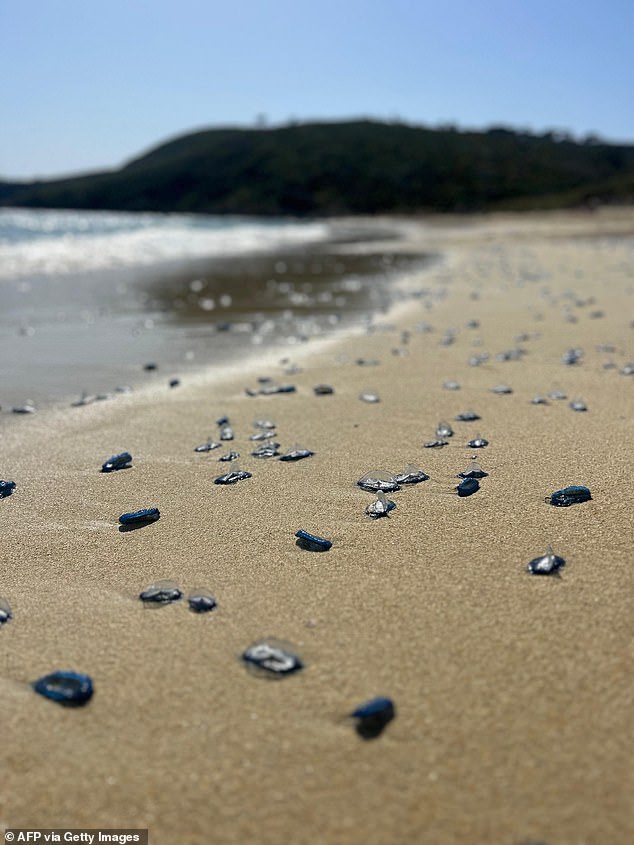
33 670 94 706
218 450 240 462
194 439 221 453
314 384 335 395
214 466 252 485
394 464 429 484
188 588 218 613
562 348 583 365
101 452 132 473
527 546 566 575
295 529 332 552
569 399 588 412
496 348 523 361
251 442 280 458
250 430 277 441
457 459 488 479
279 447 314 462
455 409 481 422
0 598 12 626
139 579 183 605
242 639 303 678
365 491 396 518
119 507 160 525
356 470 400 493
12 402 36 414
468 354 488 367
351 696 395 738
435 421 454 438
259 383 296 395
456 477 480 497
71 391 94 407
0 480 17 499
547 485 592 507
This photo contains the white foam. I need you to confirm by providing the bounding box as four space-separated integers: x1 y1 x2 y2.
0 208 332 280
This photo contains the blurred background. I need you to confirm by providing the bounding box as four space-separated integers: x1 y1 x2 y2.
2 0 633 179
1 0 633 409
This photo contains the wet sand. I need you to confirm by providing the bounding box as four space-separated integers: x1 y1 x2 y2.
1 208 633 845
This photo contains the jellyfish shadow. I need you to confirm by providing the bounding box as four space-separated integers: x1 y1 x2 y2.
355 712 395 740
118 521 158 533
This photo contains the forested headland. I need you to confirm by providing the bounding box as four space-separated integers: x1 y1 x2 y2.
2 120 633 215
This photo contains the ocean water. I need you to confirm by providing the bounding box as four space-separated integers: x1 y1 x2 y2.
0 208 332 280
0 208 427 409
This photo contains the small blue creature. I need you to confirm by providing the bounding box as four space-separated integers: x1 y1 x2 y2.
242 639 303 678
119 507 160 525
218 451 240 462
547 486 592 507
357 471 400 493
366 492 396 518
0 480 16 499
295 530 332 552
457 459 488 479
279 448 314 462
456 477 480 497
435 421 454 438
251 443 280 458
101 452 132 473
527 547 566 575
33 671 94 706
455 410 481 422
188 589 218 613
194 439 221 452
0 598 12 625
139 580 182 604
395 464 429 484
259 384 296 395
214 469 252 485
351 696 395 738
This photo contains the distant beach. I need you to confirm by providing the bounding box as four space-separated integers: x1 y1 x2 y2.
0 209 431 408
1 208 633 845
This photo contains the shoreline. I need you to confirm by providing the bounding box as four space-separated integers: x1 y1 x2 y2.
1 208 633 845
0 215 432 411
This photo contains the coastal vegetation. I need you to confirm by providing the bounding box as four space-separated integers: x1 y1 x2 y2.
1 120 633 215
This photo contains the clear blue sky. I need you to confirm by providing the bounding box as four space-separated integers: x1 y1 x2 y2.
2 0 633 179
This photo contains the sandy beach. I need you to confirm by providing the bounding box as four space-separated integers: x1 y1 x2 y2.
1 209 633 845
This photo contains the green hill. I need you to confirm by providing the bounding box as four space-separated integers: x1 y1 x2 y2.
1 120 634 214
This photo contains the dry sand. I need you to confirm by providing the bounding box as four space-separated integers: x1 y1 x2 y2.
1 209 633 845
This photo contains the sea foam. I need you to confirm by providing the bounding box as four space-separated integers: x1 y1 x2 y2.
0 208 331 280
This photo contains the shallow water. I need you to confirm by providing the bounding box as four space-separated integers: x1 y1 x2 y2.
0 209 433 408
